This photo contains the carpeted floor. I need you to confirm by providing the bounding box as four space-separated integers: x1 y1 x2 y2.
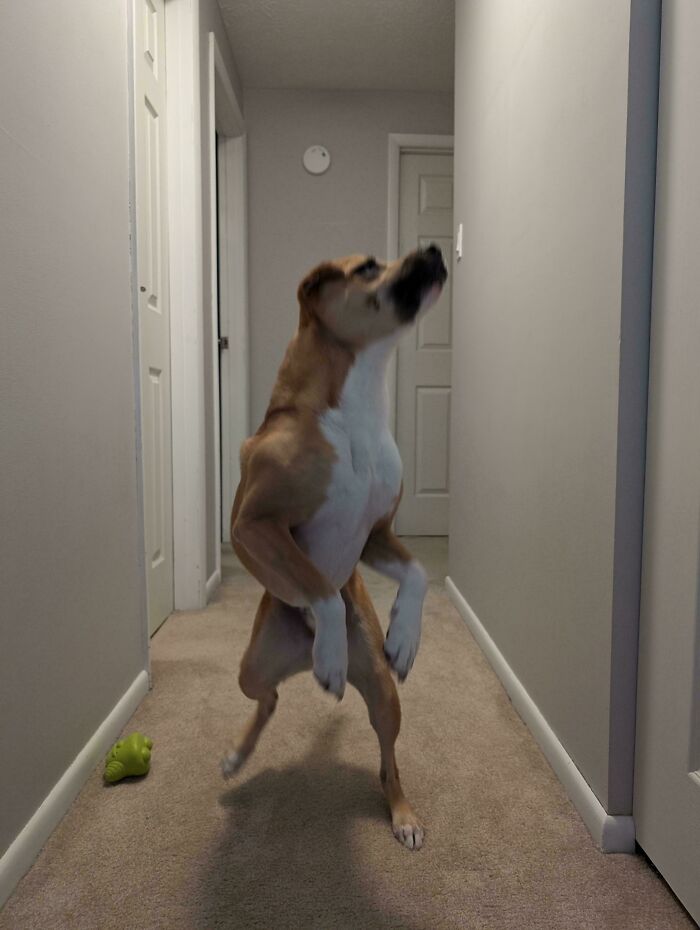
1 540 693 930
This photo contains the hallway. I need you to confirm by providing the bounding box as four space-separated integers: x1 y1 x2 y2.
0 542 690 929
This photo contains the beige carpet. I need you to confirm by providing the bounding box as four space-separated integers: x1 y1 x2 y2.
1 540 692 930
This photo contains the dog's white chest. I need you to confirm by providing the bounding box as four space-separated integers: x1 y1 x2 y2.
293 340 402 589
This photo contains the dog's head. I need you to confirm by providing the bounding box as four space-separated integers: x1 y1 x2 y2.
297 245 448 346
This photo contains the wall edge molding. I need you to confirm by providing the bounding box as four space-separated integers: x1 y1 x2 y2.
445 576 635 853
0 670 149 908
205 567 222 602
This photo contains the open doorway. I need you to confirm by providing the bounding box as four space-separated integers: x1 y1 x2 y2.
215 127 249 556
205 34 249 599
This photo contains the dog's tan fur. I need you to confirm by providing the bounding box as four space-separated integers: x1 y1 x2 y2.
224 248 446 849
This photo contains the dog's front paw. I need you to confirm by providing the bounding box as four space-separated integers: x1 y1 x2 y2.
311 595 348 699
384 592 423 682
312 641 347 698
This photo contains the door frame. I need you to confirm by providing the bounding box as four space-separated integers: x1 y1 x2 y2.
126 0 151 675
216 133 249 548
206 32 248 590
386 134 454 436
164 1 247 611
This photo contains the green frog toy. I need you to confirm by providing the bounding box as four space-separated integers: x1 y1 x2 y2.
104 732 153 783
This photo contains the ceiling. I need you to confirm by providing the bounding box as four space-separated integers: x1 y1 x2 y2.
217 0 455 93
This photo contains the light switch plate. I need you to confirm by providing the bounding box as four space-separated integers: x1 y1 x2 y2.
456 222 463 260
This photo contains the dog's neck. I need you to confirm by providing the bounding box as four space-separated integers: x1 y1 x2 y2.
265 322 398 424
336 333 397 429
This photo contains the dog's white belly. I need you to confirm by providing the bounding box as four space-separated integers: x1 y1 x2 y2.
293 413 402 590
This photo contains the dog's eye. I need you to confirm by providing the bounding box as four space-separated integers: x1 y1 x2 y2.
353 258 380 279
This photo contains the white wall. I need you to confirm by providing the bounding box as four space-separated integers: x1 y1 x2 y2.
0 1 145 858
449 0 659 814
244 89 454 428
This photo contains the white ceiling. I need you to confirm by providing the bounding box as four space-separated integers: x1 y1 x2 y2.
217 0 455 93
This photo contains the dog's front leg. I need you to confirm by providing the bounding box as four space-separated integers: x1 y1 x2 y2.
309 593 348 698
233 517 348 697
360 523 428 681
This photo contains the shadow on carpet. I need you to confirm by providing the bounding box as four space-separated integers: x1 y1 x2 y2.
195 717 427 930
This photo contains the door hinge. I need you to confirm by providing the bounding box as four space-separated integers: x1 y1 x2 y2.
219 336 229 350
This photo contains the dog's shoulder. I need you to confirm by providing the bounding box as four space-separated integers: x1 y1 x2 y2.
235 408 338 522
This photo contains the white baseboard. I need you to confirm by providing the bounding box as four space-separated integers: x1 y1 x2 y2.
205 567 221 602
0 669 149 908
445 577 636 854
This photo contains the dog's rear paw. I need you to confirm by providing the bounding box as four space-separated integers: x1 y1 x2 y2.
220 749 245 780
392 816 425 850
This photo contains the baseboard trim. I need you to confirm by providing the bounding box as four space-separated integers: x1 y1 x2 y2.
445 577 636 853
0 669 149 908
205 567 221 602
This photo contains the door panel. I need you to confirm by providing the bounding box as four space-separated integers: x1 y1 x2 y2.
147 367 165 569
396 152 454 535
633 2 700 923
134 0 174 634
415 387 451 494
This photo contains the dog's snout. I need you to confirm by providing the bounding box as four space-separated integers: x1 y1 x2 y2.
390 244 448 324
422 243 448 283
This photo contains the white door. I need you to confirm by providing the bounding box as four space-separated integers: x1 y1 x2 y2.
633 2 700 923
395 151 454 536
134 0 174 634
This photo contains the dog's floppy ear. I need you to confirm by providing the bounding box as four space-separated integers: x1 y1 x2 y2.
297 262 345 305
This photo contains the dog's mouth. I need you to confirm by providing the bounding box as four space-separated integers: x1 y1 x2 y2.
390 245 448 324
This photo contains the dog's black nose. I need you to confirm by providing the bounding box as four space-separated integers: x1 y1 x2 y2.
422 243 447 283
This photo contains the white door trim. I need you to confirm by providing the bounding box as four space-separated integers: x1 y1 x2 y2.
163 9 247 610
386 133 454 435
210 32 244 136
166 0 207 610
207 32 248 576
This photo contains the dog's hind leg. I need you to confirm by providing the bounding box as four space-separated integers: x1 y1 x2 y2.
221 591 312 779
344 572 424 850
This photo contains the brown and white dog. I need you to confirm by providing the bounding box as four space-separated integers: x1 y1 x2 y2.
222 245 447 850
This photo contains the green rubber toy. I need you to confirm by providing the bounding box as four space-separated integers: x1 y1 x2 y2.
104 732 153 783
